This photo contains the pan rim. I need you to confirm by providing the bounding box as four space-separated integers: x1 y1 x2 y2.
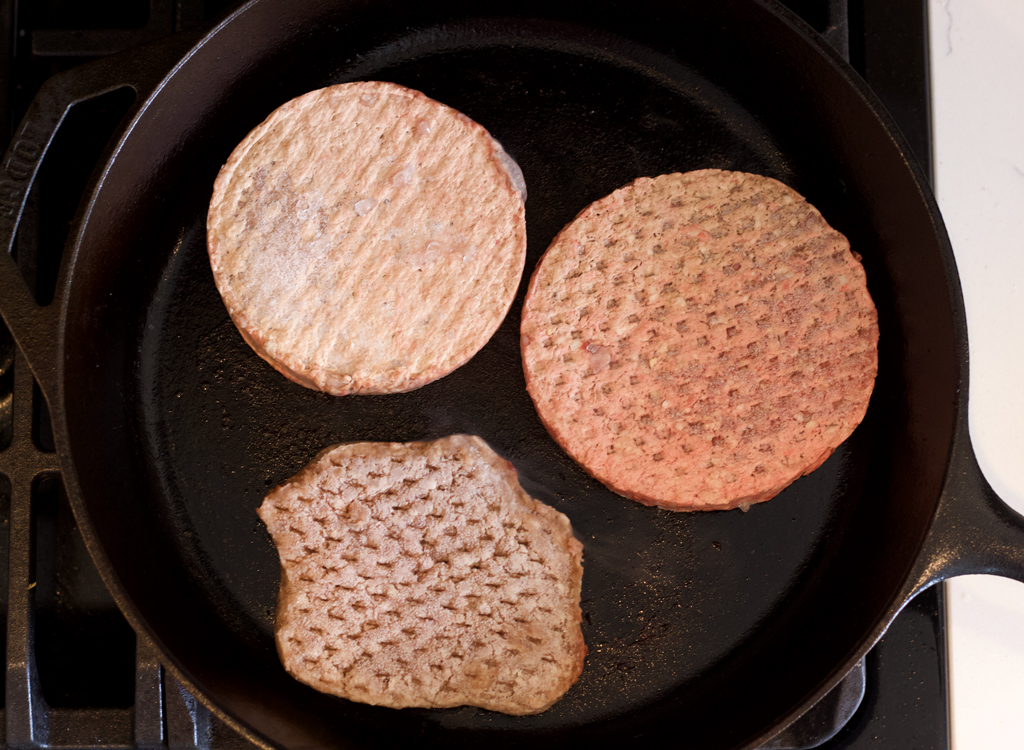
46 0 967 748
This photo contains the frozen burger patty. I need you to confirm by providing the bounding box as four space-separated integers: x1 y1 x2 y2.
521 169 879 511
207 81 526 395
257 435 586 715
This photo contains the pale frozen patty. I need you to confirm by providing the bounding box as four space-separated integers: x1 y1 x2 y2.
208 81 526 395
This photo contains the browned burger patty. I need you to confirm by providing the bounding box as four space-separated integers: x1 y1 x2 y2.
207 81 526 395
257 435 587 715
521 170 879 511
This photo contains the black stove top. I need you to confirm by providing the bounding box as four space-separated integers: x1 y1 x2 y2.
0 1 946 748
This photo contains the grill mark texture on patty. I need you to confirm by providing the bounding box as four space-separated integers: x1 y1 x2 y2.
521 169 879 511
207 81 526 396
258 435 587 715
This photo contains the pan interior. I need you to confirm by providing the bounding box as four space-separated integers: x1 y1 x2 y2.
50 1 960 746
132 21 872 735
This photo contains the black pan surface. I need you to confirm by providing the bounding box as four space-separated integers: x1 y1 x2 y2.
0 0 999 748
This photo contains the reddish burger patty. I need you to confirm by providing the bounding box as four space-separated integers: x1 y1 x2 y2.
521 170 879 511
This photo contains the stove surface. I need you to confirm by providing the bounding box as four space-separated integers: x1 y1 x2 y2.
0 1 948 748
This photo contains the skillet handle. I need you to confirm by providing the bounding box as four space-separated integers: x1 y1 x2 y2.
910 424 1024 592
0 29 201 404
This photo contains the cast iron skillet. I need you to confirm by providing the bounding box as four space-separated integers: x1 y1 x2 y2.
3 0 1024 748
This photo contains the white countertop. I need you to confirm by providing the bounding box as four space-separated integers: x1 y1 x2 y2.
929 1 1024 747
